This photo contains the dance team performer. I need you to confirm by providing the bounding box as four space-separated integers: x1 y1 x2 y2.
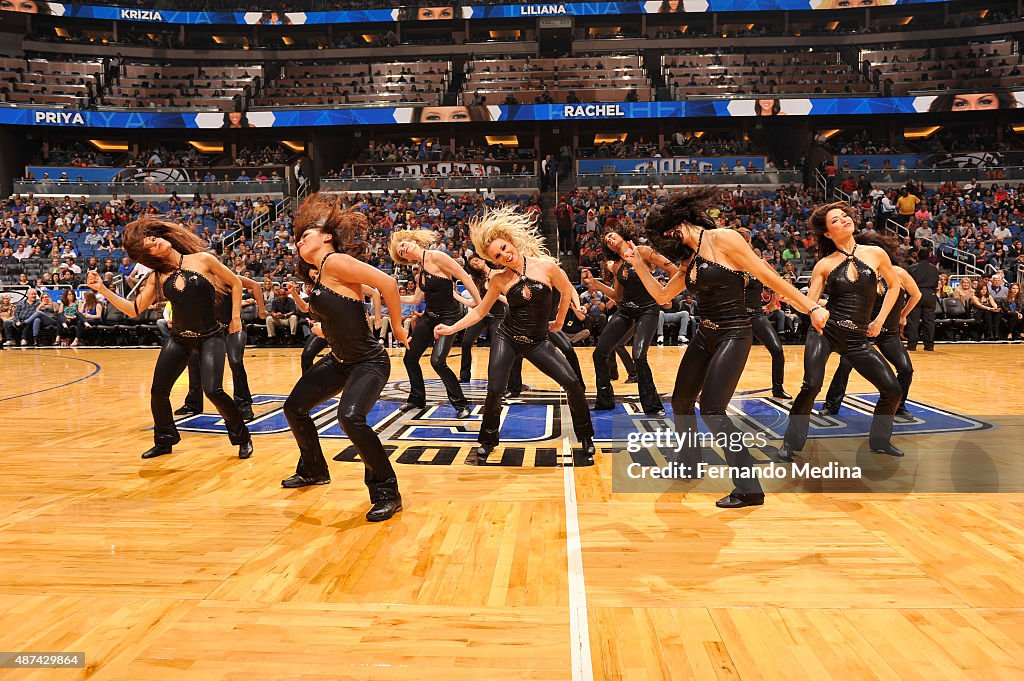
288 279 330 374
582 227 677 415
389 230 481 418
434 206 595 460
86 217 253 460
281 195 409 522
821 232 920 418
773 202 906 461
733 226 792 399
459 253 522 396
624 187 829 508
175 275 267 421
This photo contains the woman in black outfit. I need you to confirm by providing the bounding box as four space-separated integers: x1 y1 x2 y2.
289 280 330 373
281 195 410 523
774 202 905 462
85 217 253 460
733 227 791 399
175 275 267 421
822 233 921 417
459 253 522 396
582 227 677 415
389 230 481 417
624 187 829 508
435 207 595 460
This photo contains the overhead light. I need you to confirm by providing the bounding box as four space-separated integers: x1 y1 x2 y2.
594 133 627 144
817 128 842 140
88 140 129 152
188 141 225 153
281 36 294 46
485 135 519 146
904 126 941 139
280 140 305 152
900 16 913 25
825 21 839 30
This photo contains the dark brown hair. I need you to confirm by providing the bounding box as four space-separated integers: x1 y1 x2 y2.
643 186 720 263
809 201 860 258
122 216 228 300
293 192 370 285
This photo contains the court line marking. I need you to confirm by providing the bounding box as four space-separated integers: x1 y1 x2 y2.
563 420 594 681
0 353 102 402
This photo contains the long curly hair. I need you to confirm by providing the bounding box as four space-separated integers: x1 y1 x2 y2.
809 201 860 258
854 230 902 266
122 216 228 300
601 216 644 262
292 192 371 285
470 205 553 264
387 229 437 265
643 186 720 263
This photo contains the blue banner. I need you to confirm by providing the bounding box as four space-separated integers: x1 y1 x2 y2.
26 165 125 181
579 157 766 173
3 92 1022 129
8 0 953 26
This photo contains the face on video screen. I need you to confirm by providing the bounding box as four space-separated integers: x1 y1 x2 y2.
417 6 454 20
414 105 492 123
0 0 49 14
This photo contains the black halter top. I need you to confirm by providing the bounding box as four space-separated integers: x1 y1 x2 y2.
684 230 749 325
616 260 658 311
743 274 766 318
874 279 906 333
479 272 508 318
418 251 461 316
309 252 386 363
162 254 222 337
825 244 877 329
500 257 554 345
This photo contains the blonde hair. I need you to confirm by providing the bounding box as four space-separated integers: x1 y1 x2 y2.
470 206 553 265
388 229 437 264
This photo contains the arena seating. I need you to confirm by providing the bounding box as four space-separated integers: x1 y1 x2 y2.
254 60 448 108
463 55 650 105
861 40 1024 96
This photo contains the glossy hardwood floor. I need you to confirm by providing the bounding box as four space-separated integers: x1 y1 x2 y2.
0 342 1022 680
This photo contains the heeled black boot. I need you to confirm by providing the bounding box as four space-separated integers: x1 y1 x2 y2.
365 478 403 522
772 385 792 399
869 441 904 457
238 440 254 459
580 436 596 458
141 445 173 459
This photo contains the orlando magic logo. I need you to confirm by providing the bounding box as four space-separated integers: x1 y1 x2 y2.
174 380 989 466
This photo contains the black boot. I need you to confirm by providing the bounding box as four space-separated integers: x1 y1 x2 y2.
772 385 792 399
468 444 493 465
174 404 200 416
366 478 403 522
239 403 256 422
764 445 796 463
580 436 596 458
141 444 173 459
870 441 904 457
715 492 765 508
238 440 254 459
281 473 331 488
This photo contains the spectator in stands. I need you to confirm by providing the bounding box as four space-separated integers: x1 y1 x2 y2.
3 288 38 346
894 187 920 227
23 292 60 345
57 288 82 346
266 283 299 343
0 294 13 345
988 272 1009 305
972 285 1002 339
1002 283 1023 340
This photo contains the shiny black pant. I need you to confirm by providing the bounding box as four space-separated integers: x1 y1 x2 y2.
404 311 468 410
785 323 901 451
184 330 252 411
548 330 584 384
480 331 594 448
152 333 250 448
752 314 786 390
593 308 663 413
905 292 936 349
609 328 636 381
671 325 761 495
302 334 330 374
824 331 913 413
284 354 395 483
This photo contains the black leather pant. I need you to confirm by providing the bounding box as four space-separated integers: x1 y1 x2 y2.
302 334 330 374
609 328 636 380
283 353 396 483
152 333 250 448
824 331 914 413
904 292 936 349
752 314 786 390
184 330 252 411
671 324 761 495
592 307 663 413
785 322 902 452
404 311 468 410
479 330 594 448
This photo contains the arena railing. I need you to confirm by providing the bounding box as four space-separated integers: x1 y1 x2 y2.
851 167 1024 184
12 180 286 198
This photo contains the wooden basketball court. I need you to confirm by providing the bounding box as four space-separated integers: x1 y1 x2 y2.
1 343 1023 680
